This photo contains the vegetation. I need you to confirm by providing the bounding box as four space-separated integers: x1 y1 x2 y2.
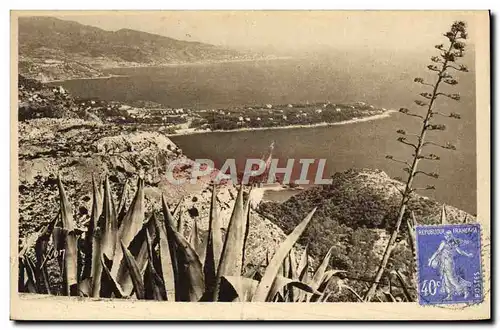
258 168 472 301
364 21 470 301
189 102 387 131
18 75 132 123
19 16 247 81
18 177 344 302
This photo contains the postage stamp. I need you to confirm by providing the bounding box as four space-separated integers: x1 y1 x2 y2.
415 223 483 306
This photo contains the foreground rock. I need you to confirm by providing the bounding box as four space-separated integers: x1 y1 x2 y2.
18 115 292 273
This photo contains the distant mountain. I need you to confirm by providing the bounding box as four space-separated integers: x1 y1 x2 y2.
18 16 248 81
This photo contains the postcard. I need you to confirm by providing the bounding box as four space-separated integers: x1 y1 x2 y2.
10 10 490 320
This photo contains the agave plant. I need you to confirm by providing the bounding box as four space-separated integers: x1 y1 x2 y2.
18 176 345 302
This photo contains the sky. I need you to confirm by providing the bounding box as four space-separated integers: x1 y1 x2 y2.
51 11 481 53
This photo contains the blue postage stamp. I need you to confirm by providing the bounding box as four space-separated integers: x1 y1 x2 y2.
415 223 483 305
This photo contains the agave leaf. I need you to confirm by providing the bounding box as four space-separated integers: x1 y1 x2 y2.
219 276 259 302
391 270 414 302
64 232 79 296
82 176 102 282
282 249 291 278
252 208 316 302
169 223 204 301
321 289 335 302
100 255 125 298
34 223 54 294
310 246 335 290
310 270 346 302
243 257 265 280
274 291 285 302
280 250 291 300
18 257 25 293
78 278 91 297
318 270 346 292
268 276 321 303
440 204 447 225
90 228 103 297
297 245 309 282
116 216 155 296
116 178 129 228
287 251 298 302
57 176 78 295
188 218 202 257
120 240 145 299
20 256 37 293
177 204 185 235
289 249 298 280
57 176 75 232
144 230 167 300
339 281 363 302
144 260 166 300
203 184 223 297
316 280 336 302
172 197 183 218
111 178 144 277
213 185 247 300
100 176 118 260
161 195 180 300
242 188 252 268
154 215 176 301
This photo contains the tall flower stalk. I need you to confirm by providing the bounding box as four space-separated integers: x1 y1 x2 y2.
364 21 469 301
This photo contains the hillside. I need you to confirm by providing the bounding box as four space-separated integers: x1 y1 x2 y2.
18 16 246 81
258 168 475 301
17 77 288 288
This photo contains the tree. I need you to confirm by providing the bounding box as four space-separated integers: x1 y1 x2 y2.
364 21 469 301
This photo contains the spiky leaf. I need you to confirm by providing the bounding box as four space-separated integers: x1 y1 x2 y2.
252 208 316 302
120 240 145 299
111 178 144 277
57 177 78 295
100 176 118 260
82 176 102 282
100 255 125 298
154 215 176 301
219 276 259 302
214 185 247 299
169 224 204 301
203 184 223 297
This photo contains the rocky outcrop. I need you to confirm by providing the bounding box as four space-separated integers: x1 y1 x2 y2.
17 113 293 271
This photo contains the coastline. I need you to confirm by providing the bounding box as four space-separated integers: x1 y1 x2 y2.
42 56 293 83
43 74 129 84
169 109 397 137
105 56 294 69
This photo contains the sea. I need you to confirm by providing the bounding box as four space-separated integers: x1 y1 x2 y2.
57 55 476 214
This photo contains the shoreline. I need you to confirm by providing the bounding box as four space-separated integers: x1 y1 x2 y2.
42 56 293 83
43 74 129 84
105 56 294 70
169 109 397 137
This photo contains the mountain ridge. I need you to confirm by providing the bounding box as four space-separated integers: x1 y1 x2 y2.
18 16 251 81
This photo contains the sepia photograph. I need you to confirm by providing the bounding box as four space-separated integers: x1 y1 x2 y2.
10 10 490 320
